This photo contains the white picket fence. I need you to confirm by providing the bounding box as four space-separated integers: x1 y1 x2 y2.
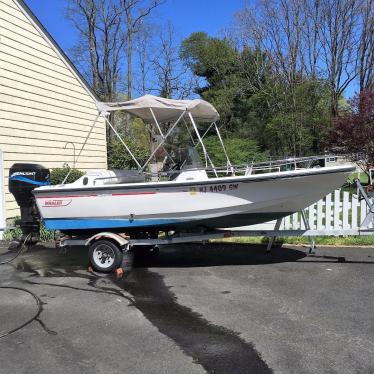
250 189 374 233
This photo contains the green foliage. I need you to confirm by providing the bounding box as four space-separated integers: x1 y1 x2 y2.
3 217 55 242
2 220 22 241
262 80 330 156
39 222 56 242
107 137 149 169
181 32 331 157
50 167 85 185
203 136 268 166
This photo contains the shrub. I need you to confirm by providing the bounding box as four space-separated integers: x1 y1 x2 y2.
202 136 268 166
108 138 149 169
2 217 55 242
50 167 85 185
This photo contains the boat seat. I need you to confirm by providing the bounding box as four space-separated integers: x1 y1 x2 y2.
102 170 146 184
70 169 146 187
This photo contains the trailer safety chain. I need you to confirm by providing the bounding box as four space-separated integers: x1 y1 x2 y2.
0 234 42 340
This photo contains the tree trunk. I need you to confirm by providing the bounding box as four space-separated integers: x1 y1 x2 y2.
127 32 133 100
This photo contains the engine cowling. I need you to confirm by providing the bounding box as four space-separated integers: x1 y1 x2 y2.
9 163 50 235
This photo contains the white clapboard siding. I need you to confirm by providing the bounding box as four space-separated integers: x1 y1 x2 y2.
1 81 98 113
0 73 94 104
0 113 105 137
1 20 67 61
0 25 77 68
0 136 107 151
0 0 107 219
0 99 102 127
1 44 84 85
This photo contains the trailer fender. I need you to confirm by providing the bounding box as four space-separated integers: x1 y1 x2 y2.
85 232 129 248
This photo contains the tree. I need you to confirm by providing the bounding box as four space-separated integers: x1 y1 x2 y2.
262 79 330 156
203 136 268 166
151 23 194 99
121 0 164 99
329 90 374 173
65 0 124 101
181 32 330 156
358 0 374 92
134 23 155 95
233 0 372 118
319 0 361 117
107 135 149 169
234 0 305 87
180 32 244 131
232 0 332 155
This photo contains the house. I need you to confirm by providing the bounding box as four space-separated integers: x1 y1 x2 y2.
0 0 107 225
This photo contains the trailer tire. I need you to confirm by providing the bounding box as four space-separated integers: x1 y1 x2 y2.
88 239 123 273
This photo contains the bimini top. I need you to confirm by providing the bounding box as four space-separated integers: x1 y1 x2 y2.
97 94 220 123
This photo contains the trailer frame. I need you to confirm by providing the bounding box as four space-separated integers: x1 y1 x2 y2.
56 178 373 272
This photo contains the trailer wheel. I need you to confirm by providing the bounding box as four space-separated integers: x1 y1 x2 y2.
88 240 123 273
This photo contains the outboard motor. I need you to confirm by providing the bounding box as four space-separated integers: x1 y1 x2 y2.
9 163 50 239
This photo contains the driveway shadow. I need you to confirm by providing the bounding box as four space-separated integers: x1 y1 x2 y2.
6 242 373 278
132 243 306 268
4 242 307 277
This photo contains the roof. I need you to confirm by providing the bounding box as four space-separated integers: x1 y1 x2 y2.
16 0 99 101
97 95 220 123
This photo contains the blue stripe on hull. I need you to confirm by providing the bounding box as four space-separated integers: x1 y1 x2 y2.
44 218 181 230
44 212 293 231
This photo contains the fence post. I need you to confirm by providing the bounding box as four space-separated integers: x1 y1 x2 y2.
317 199 323 230
360 199 367 227
342 192 349 229
334 190 340 229
308 204 315 230
292 212 298 229
325 193 332 230
351 194 358 229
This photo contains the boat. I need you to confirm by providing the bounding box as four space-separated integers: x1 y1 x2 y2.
9 95 355 237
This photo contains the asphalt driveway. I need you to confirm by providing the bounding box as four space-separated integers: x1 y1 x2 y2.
0 242 373 374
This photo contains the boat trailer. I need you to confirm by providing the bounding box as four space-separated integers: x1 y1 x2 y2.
2 179 372 274
57 179 374 274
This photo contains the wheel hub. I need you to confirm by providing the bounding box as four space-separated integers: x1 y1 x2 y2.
93 244 115 268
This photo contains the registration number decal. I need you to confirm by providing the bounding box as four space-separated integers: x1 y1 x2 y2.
198 183 238 193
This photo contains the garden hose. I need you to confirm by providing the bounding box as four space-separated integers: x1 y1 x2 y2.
0 233 42 339
0 233 32 265
0 286 42 339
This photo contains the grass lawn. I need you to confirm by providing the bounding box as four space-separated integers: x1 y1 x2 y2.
347 172 369 185
213 235 374 246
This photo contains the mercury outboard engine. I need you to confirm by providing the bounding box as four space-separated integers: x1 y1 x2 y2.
9 163 50 239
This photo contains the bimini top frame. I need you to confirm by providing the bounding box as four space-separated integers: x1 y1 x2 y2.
95 94 232 174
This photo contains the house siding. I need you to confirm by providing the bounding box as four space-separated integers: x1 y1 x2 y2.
0 0 107 218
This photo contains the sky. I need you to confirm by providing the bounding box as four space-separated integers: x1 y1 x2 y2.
24 0 245 52
22 0 358 97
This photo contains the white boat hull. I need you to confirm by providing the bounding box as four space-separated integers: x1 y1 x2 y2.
33 165 355 233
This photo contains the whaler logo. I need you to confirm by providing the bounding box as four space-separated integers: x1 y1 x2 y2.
43 199 72 207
